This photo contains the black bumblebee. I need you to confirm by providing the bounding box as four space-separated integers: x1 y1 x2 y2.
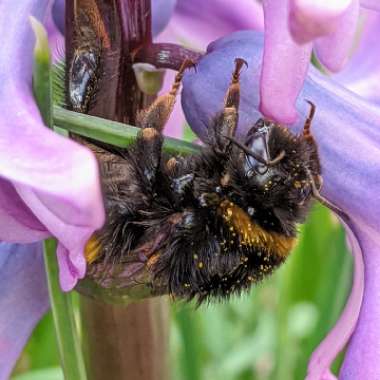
75 57 345 303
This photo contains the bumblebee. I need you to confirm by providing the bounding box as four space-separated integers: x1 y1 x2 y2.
72 57 345 303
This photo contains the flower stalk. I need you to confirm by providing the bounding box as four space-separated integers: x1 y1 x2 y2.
64 1 170 378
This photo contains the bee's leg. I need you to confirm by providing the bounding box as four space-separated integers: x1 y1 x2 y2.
135 59 194 187
137 58 195 132
303 100 317 144
212 58 247 152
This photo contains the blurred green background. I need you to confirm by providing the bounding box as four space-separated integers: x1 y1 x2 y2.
12 203 352 380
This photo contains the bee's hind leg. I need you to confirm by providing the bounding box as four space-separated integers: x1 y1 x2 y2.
135 59 195 187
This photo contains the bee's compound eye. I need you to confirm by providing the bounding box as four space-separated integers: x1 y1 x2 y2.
247 207 255 216
182 211 197 229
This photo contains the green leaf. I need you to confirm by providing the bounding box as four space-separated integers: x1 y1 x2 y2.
30 16 52 128
43 240 87 380
12 367 63 380
53 106 200 156
32 19 87 380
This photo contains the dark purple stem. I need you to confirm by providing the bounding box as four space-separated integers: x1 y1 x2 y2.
66 1 169 379
133 43 204 70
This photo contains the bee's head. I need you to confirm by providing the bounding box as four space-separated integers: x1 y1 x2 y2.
225 118 321 230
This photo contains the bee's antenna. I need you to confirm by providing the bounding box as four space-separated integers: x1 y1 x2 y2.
306 169 349 220
222 135 285 166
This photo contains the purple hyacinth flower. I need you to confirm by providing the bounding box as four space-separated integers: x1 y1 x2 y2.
181 31 380 380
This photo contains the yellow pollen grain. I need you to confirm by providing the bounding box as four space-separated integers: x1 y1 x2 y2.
218 200 296 258
198 262 204 269
84 235 101 264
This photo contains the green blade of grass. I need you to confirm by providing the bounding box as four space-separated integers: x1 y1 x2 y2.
43 240 87 380
31 17 87 380
53 106 201 156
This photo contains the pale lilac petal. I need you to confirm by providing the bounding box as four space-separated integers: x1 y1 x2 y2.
152 0 177 36
47 1 64 62
261 0 313 123
340 226 380 379
334 10 380 104
306 224 364 380
0 0 105 289
289 0 352 44
0 179 47 243
360 0 380 11
52 0 64 35
314 0 359 72
0 242 49 380
169 0 264 49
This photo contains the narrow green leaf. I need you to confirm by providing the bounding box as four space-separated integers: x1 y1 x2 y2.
12 367 63 380
43 240 87 380
30 16 52 128
31 19 87 380
53 106 200 155
174 306 203 380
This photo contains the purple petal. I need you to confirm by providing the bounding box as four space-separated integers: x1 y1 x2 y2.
261 0 313 123
0 179 47 243
52 0 64 35
333 9 380 104
0 242 49 380
0 0 105 289
47 1 65 62
306 223 364 380
361 0 380 11
314 0 359 72
152 0 177 36
169 0 264 49
289 0 352 44
339 226 380 379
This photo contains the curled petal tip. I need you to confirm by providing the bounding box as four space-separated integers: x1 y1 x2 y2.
289 0 352 43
